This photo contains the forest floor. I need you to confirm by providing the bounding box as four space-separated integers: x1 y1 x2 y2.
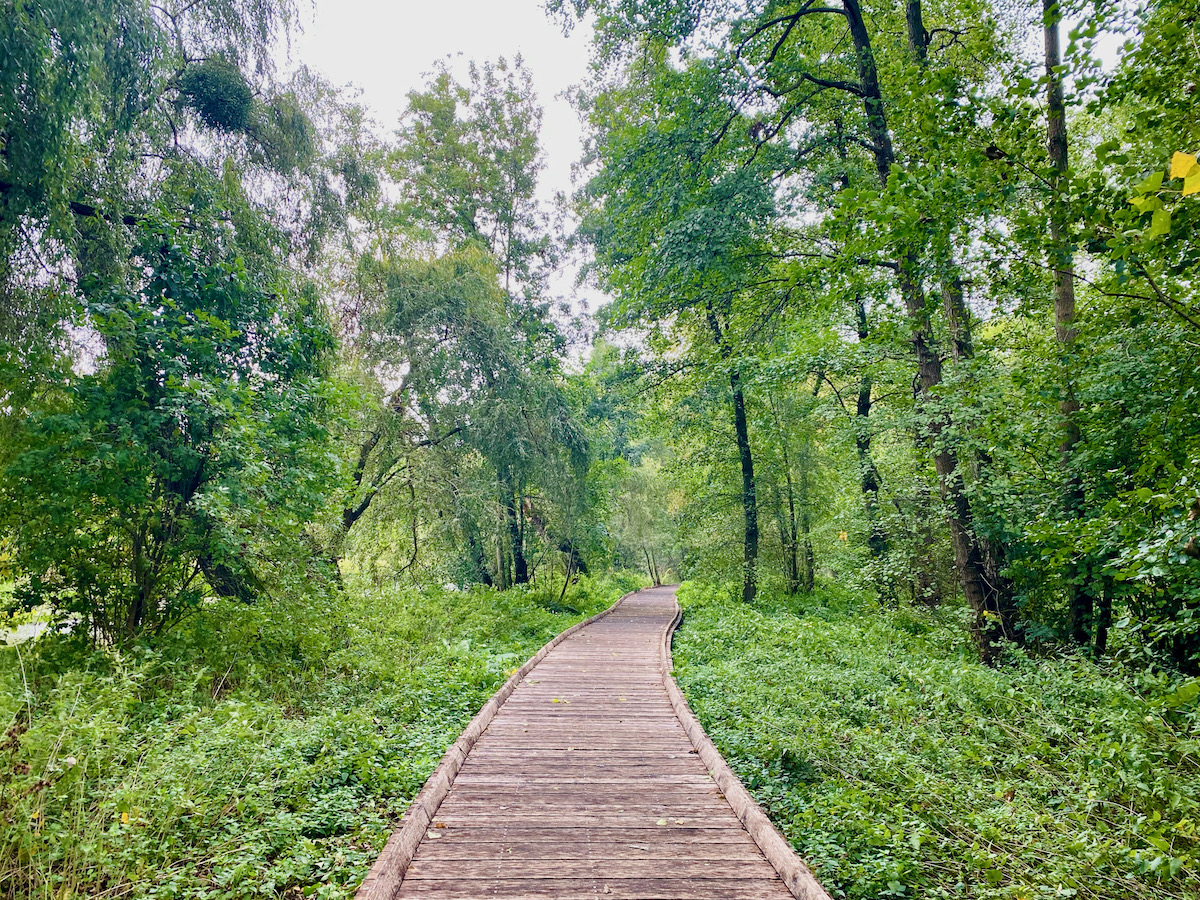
4 574 1198 900
671 581 1200 900
0 572 644 900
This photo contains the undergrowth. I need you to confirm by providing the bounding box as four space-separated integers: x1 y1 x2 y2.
0 571 644 900
672 581 1200 900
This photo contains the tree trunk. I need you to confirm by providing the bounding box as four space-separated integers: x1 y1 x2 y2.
941 276 974 362
772 477 801 595
906 0 928 60
843 0 1015 660
798 462 815 592
782 467 802 595
515 484 529 584
1045 0 1094 650
909 432 943 607
643 546 661 586
501 478 528 586
853 300 889 565
731 369 759 602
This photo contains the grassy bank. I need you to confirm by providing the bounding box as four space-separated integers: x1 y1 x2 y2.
671 582 1200 900
0 572 644 900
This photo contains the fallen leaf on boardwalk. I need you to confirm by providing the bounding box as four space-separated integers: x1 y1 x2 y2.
630 845 650 851
426 831 441 839
656 818 667 826
674 818 685 824
604 886 611 894
434 822 446 828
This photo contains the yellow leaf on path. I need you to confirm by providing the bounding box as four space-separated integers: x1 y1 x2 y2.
1185 171 1200 197
1171 151 1199 179
656 818 667 826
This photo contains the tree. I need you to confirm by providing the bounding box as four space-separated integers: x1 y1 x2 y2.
1 215 334 642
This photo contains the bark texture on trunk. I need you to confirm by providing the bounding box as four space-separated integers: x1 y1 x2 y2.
1045 0 1094 649
731 369 759 603
906 0 928 60
853 300 889 565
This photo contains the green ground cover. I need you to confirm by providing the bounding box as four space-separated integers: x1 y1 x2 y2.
0 572 643 900
671 582 1200 900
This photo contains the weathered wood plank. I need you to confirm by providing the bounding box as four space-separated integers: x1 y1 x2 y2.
406 859 780 878
395 877 794 899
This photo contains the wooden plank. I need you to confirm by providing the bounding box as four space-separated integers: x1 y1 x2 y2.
395 877 793 899
405 859 779 878
414 842 758 861
414 826 759 844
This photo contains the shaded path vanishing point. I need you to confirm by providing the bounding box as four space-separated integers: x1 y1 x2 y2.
356 585 830 900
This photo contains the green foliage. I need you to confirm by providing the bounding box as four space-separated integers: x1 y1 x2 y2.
1 216 335 642
673 582 1200 899
389 57 553 307
180 56 256 132
0 573 637 900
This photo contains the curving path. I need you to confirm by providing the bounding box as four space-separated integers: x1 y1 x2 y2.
356 586 829 900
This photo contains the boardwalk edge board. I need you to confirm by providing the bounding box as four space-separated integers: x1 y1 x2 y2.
659 599 833 900
353 590 640 900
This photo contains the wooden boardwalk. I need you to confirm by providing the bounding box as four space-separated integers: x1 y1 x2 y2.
357 586 828 900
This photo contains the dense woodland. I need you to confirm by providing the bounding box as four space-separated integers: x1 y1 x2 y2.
2 0 1199 897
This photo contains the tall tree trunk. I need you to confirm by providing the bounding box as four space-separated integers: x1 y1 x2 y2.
908 430 943 607
772 477 801 595
501 477 528 586
843 0 1014 661
731 369 759 602
941 274 1014 609
853 299 889 565
941 275 974 361
798 460 815 592
906 0 928 60
768 397 804 596
496 504 512 590
643 546 661 586
1045 0 1093 650
515 484 529 584
782 466 802 595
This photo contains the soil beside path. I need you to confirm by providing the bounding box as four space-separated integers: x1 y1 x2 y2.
356 585 828 900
